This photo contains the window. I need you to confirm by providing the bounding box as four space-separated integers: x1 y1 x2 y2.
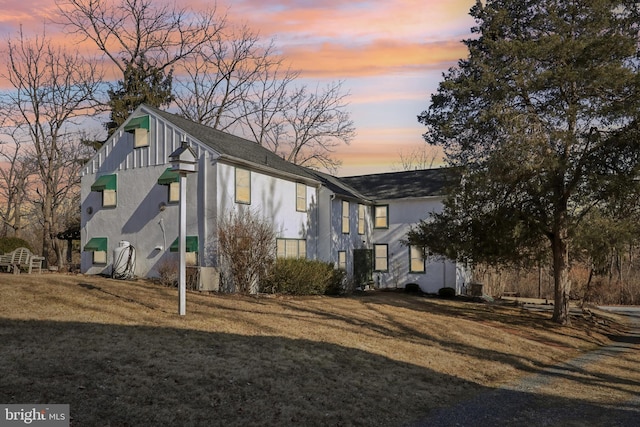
409 245 425 273
170 236 198 265
91 174 117 208
358 204 366 235
124 115 150 148
296 183 307 212
374 205 389 229
84 237 107 265
170 236 199 253
338 251 347 270
158 168 180 203
374 244 388 272
276 238 307 259
235 168 251 204
341 200 350 234
168 182 180 203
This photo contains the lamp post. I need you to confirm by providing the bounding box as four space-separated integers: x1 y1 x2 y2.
169 141 197 316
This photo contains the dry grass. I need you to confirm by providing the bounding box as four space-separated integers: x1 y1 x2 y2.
0 273 631 426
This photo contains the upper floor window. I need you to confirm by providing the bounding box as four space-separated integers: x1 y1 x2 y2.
157 168 180 203
90 174 117 208
374 205 389 229
235 167 251 204
342 200 350 234
296 183 307 212
358 204 366 235
124 115 150 148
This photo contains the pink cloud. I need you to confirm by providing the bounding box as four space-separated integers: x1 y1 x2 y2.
280 39 466 78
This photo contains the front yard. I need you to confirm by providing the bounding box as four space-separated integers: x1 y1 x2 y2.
0 273 627 426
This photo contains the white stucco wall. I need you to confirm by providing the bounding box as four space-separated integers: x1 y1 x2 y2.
214 162 319 258
81 163 207 277
370 197 464 294
80 107 214 277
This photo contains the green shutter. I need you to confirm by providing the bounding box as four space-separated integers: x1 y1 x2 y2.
170 236 198 252
84 237 107 252
157 168 180 185
124 115 150 132
91 174 117 191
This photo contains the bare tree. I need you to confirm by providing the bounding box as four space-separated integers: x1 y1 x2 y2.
56 0 355 173
240 60 299 151
395 144 442 171
242 80 356 173
0 28 102 266
55 0 224 129
174 24 280 131
0 125 34 237
55 0 223 76
173 23 355 173
279 81 355 172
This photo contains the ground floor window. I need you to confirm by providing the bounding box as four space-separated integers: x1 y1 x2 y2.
84 237 108 264
409 245 425 273
338 251 347 270
277 238 306 259
374 244 388 272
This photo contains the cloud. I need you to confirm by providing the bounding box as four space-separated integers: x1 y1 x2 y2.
280 39 466 78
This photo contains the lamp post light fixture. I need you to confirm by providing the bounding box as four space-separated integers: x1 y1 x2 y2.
169 141 197 316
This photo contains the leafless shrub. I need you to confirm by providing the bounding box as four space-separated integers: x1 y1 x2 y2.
157 259 178 287
216 208 275 294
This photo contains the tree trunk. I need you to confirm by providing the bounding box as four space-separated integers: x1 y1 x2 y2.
551 227 571 325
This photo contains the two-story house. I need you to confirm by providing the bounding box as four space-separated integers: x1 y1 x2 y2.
80 104 468 293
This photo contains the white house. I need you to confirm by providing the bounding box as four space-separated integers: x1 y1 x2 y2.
80 104 468 293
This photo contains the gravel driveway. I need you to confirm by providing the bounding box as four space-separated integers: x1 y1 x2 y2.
410 307 640 427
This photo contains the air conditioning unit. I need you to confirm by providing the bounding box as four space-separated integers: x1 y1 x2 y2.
198 267 220 292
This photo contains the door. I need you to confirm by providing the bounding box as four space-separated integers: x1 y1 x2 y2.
353 249 373 288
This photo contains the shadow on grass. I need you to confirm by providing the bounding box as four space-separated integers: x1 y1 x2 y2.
0 318 481 426
0 317 638 427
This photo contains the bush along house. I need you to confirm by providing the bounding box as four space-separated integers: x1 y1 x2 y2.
80 104 469 293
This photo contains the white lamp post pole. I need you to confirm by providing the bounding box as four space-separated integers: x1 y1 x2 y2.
169 140 197 317
178 172 187 316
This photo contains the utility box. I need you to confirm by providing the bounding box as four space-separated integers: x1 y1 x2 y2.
185 266 220 291
198 267 220 292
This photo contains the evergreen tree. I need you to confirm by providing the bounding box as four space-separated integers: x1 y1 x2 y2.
414 0 640 324
106 58 173 133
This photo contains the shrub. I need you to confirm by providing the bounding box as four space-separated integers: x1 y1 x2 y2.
261 258 342 295
157 259 178 287
0 237 33 254
438 287 456 298
404 283 423 294
324 268 348 296
217 209 275 294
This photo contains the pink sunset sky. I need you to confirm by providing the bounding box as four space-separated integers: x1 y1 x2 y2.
0 0 476 176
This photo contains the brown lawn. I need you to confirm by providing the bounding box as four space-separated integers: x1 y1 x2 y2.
0 273 629 426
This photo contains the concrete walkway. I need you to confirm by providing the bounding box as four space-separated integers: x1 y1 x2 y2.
411 307 640 427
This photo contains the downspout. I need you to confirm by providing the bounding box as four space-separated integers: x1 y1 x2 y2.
199 152 207 266
330 193 336 263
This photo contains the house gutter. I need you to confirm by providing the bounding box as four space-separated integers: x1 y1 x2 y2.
219 155 320 187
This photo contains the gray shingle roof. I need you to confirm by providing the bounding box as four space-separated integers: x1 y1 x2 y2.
306 169 370 200
339 168 459 200
140 106 456 201
146 105 318 182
